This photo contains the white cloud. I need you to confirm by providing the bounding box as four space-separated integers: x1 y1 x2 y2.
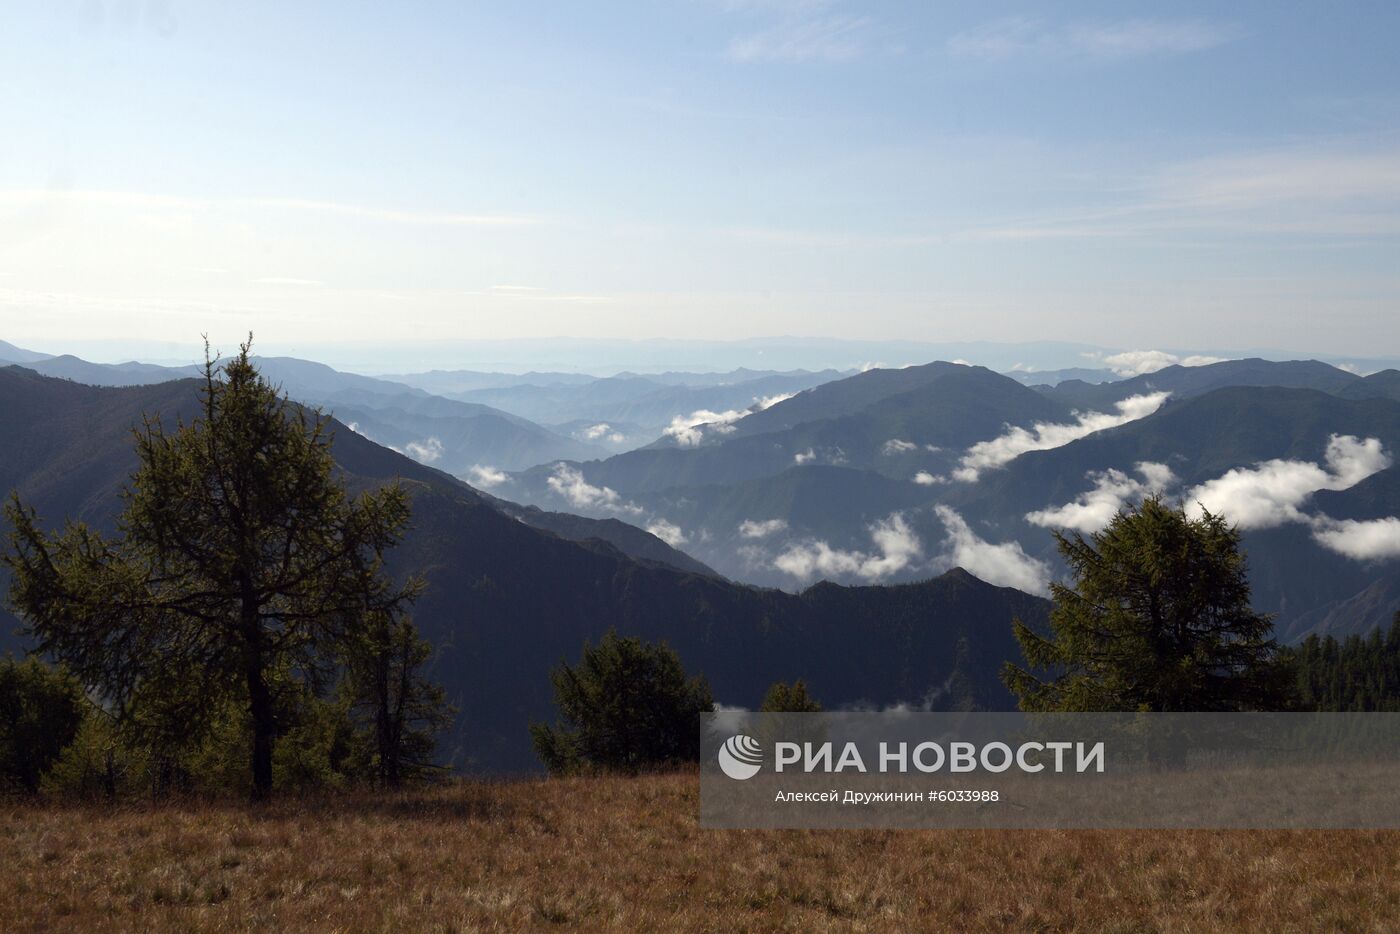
739 518 789 539
757 392 795 410
729 16 871 63
546 464 642 514
955 392 1170 482
913 471 947 486
774 514 921 582
663 408 749 446
467 464 509 488
794 448 816 464
882 438 918 455
1311 518 1400 562
1026 462 1176 533
1102 350 1229 377
933 506 1050 596
403 437 444 464
582 422 624 443
646 519 689 547
1185 435 1391 529
948 17 1235 62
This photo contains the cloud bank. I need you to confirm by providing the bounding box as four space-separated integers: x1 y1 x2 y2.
1026 462 1176 533
1184 435 1390 529
1311 518 1400 562
933 506 1050 595
663 408 748 446
1099 350 1229 377
774 514 921 582
954 392 1170 481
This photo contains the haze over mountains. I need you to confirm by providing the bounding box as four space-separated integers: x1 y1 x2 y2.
6 337 1400 755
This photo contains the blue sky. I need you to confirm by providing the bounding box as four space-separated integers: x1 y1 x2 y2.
2 0 1399 365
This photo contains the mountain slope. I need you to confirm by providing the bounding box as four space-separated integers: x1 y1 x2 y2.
0 340 53 364
0 352 605 475
1043 359 1363 410
0 368 1046 770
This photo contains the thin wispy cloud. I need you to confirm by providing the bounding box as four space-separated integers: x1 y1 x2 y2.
545 464 643 515
948 17 1237 62
250 277 322 287
739 518 789 539
961 146 1400 244
0 189 542 228
728 16 871 63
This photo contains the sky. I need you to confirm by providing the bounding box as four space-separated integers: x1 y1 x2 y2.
2 0 1399 368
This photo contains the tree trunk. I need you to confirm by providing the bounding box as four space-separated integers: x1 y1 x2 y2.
242 587 274 802
247 660 275 802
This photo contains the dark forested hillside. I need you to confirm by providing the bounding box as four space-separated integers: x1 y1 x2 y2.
0 367 1046 769
1290 615 1400 710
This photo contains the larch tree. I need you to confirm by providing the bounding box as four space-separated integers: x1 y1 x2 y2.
1003 496 1289 712
3 339 420 800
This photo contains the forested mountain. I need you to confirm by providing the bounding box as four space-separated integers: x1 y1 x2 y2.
0 367 1047 770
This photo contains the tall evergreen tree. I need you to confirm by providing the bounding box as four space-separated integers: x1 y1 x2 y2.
3 340 419 800
1003 496 1288 712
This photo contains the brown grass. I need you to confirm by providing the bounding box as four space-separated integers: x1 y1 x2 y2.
2 772 1397 932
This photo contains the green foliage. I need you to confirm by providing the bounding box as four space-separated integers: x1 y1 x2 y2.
2 339 420 799
1288 614 1400 711
760 680 822 712
0 656 87 794
531 630 713 775
41 709 138 801
1003 497 1289 712
345 614 455 787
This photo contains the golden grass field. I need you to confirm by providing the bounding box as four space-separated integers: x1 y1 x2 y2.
3 772 1399 932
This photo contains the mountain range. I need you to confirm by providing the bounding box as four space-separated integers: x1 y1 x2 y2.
0 365 1047 770
497 358 1400 639
8 338 1400 766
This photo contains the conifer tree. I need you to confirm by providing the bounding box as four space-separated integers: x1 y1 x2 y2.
1003 497 1288 712
3 339 419 800
530 630 713 774
346 612 455 787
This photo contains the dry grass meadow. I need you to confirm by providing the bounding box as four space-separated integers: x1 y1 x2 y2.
3 771 1399 932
